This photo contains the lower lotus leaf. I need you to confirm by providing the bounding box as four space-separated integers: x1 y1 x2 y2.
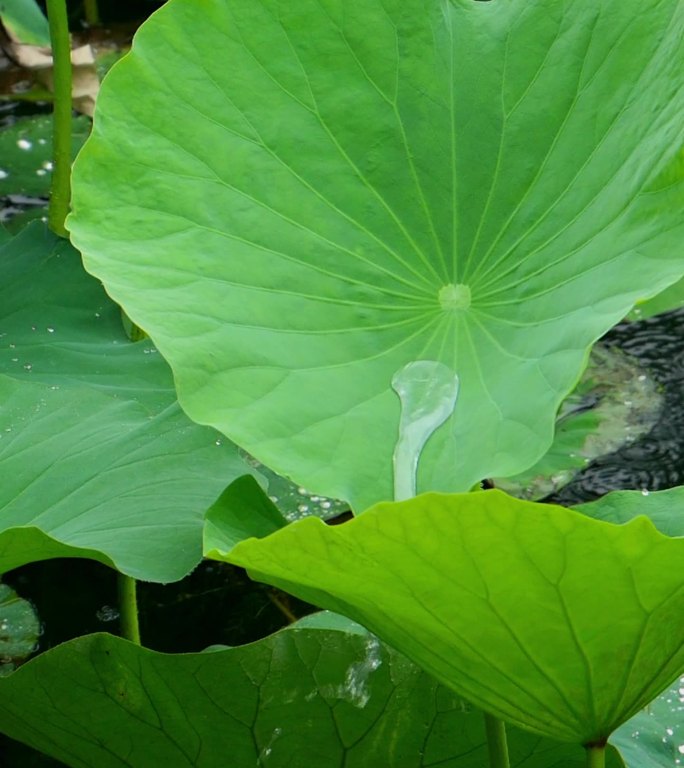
629 278 684 320
208 490 684 745
0 627 625 767
611 675 684 768
575 486 684 537
0 222 260 582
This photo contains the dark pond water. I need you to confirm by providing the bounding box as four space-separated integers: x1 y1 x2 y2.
36 0 165 24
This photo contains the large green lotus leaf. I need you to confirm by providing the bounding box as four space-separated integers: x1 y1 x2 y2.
0 223 258 581
0 628 626 768
68 0 684 510
209 490 684 744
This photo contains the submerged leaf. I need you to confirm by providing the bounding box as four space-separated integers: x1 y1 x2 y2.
0 115 90 197
211 490 684 744
0 583 39 675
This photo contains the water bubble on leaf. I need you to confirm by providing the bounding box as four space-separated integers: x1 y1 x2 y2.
42 161 53 171
46 327 55 334
16 139 32 150
96 605 119 622
23 363 32 371
257 727 282 766
0 170 8 179
36 169 47 176
330 634 383 709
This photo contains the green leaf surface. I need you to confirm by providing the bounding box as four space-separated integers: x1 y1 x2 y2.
0 583 39 674
204 474 287 551
575 486 684 536
0 223 258 581
2 205 48 234
0 0 49 46
628 275 684 320
0 115 90 196
0 629 626 768
212 490 684 744
68 0 684 510
611 676 684 768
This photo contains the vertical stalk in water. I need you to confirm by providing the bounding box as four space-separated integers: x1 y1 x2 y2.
484 713 511 768
585 744 606 768
83 0 100 26
46 0 72 237
117 573 141 645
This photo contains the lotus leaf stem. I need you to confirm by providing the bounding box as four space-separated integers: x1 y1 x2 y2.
117 573 141 645
585 744 606 768
84 0 100 26
484 712 511 768
46 0 72 237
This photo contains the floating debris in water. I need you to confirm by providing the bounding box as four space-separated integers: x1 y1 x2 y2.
96 605 120 622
